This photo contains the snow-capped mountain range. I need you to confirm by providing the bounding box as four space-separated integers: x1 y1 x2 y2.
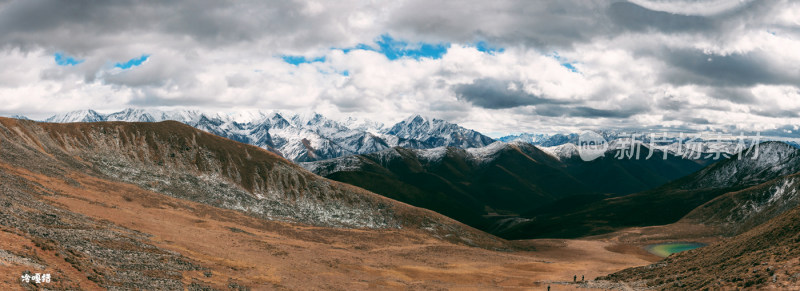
30 108 800 164
504 130 800 160
499 133 579 147
41 108 495 162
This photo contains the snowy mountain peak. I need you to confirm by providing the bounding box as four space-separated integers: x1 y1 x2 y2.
45 109 105 123
386 115 495 148
403 114 428 124
465 141 508 161
106 108 159 122
342 116 385 133
499 133 551 144
216 110 270 124
290 111 327 126
266 112 291 129
540 143 580 161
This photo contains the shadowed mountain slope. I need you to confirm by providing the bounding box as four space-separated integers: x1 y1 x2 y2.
303 142 704 237
305 142 589 230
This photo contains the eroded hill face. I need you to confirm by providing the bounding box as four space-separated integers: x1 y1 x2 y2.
0 118 506 289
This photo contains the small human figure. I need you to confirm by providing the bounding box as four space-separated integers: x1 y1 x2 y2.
547 285 550 291
582 275 585 282
573 275 577 282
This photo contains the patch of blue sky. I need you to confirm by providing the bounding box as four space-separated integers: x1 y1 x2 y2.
473 41 505 55
314 68 350 77
115 54 150 69
374 34 449 60
550 51 580 73
281 55 326 65
338 34 449 61
284 34 449 65
54 52 84 66
561 63 579 73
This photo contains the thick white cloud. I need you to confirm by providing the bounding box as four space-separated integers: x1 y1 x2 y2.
0 0 798 136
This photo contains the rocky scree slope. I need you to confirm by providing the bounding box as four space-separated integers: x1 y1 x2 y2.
0 117 503 288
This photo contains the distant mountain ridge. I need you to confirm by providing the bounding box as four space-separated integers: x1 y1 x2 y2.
499 132 579 147
40 109 495 162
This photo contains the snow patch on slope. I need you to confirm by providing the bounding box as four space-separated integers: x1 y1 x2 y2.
539 143 580 161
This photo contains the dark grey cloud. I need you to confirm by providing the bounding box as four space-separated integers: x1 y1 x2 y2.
387 0 777 50
453 78 564 109
662 114 711 125
0 0 358 54
654 95 685 111
761 125 800 138
533 104 646 118
386 0 609 49
686 117 711 125
607 1 714 33
706 87 758 104
751 109 800 118
658 49 800 87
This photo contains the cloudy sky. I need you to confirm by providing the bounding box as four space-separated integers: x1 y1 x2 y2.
0 0 799 136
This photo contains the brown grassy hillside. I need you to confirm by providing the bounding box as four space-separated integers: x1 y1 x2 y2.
601 204 800 289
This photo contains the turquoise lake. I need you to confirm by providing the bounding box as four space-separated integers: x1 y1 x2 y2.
646 242 706 257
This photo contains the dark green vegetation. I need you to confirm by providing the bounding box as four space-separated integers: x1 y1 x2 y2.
304 142 705 237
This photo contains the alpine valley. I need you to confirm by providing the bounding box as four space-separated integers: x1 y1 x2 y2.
2 110 800 289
